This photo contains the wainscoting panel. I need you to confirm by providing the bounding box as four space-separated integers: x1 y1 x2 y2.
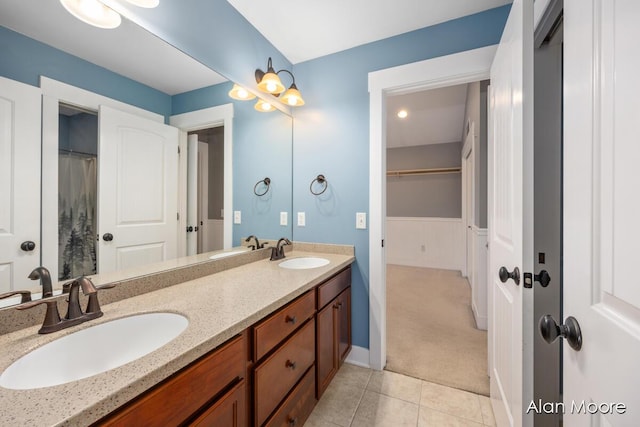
386 217 465 271
471 227 488 330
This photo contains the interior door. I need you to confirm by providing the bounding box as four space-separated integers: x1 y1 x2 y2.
98 105 179 273
562 1 640 424
197 141 209 253
186 134 198 256
0 76 41 293
487 0 534 425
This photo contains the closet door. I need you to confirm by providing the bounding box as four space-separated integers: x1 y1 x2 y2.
98 105 179 273
0 76 41 293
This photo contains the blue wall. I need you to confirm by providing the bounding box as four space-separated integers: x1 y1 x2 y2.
0 26 171 118
290 6 510 349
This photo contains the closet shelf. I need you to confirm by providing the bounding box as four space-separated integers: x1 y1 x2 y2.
386 167 461 177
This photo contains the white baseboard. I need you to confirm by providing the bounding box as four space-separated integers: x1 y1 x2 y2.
345 345 371 369
472 299 488 330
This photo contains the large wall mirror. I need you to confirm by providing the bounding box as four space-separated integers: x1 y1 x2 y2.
0 0 292 306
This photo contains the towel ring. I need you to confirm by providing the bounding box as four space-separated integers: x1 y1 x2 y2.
310 174 328 196
254 177 271 196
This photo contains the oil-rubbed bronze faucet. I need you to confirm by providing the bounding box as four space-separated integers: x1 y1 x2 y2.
28 266 53 298
270 238 292 261
16 276 115 334
245 235 265 250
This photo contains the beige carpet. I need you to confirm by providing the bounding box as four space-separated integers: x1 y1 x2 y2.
385 264 490 396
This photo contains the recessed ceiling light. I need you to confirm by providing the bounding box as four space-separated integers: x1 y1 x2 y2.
397 110 408 119
60 0 122 29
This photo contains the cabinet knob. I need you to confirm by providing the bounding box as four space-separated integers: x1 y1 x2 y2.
287 416 298 427
285 315 297 324
285 359 296 370
102 233 114 242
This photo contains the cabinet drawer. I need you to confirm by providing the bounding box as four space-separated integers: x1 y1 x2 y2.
317 267 351 309
264 366 316 427
254 319 315 426
253 290 315 361
97 334 246 427
189 380 246 427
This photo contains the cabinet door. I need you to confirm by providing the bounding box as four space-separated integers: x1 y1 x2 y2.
190 381 246 427
337 288 351 364
316 299 338 398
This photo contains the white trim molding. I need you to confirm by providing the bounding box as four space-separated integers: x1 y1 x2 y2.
368 45 497 371
170 104 234 251
344 345 371 369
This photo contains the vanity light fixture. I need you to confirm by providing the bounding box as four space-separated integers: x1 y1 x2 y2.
255 57 305 106
228 84 256 101
60 0 160 29
254 99 276 113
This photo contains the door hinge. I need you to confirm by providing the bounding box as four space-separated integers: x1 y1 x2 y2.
178 146 181 154
177 212 180 220
523 272 533 289
381 239 385 248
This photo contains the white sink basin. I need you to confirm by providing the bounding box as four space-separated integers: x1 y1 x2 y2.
279 257 330 270
0 312 188 390
209 248 250 260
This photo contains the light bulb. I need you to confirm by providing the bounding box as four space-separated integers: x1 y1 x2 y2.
262 102 272 111
238 88 248 99
287 96 298 106
266 82 277 93
397 110 408 119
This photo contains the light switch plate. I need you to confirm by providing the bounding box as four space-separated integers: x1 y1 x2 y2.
233 211 241 224
297 212 306 227
356 212 367 229
280 212 288 226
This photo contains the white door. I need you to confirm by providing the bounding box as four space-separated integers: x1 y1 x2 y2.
562 1 640 425
487 0 533 425
186 134 198 256
0 77 41 293
197 141 209 253
98 105 179 273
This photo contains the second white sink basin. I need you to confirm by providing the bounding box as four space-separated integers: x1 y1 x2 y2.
0 312 188 390
279 257 330 270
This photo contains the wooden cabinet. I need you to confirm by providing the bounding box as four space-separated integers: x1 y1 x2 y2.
252 290 317 427
316 267 352 398
190 381 246 427
95 333 247 427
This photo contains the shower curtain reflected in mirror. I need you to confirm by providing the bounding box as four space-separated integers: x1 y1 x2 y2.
58 153 97 280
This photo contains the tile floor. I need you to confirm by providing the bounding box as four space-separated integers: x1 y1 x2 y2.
304 363 496 427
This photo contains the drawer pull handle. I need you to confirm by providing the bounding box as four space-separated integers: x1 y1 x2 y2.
285 359 297 370
334 302 343 309
287 416 298 426
285 315 297 324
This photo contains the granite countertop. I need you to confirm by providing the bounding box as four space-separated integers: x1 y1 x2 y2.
0 249 354 426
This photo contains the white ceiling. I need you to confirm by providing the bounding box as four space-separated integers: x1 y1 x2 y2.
0 0 226 95
386 84 469 149
227 0 512 64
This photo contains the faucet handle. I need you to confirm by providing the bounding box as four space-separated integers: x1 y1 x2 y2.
85 283 115 317
16 299 62 334
0 290 32 303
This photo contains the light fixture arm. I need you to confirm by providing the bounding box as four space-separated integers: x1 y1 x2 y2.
276 69 296 86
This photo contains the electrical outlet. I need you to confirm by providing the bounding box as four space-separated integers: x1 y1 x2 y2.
233 210 241 224
280 212 288 226
356 212 367 229
297 212 306 227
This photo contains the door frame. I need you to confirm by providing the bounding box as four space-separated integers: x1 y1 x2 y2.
368 45 497 370
41 77 163 282
462 121 475 280
169 104 234 254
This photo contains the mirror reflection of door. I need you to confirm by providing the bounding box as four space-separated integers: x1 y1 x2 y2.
187 126 224 255
57 103 98 281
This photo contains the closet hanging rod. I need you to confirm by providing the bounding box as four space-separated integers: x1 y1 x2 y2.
386 167 461 177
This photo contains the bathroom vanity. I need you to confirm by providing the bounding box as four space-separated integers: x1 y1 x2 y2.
0 245 354 427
